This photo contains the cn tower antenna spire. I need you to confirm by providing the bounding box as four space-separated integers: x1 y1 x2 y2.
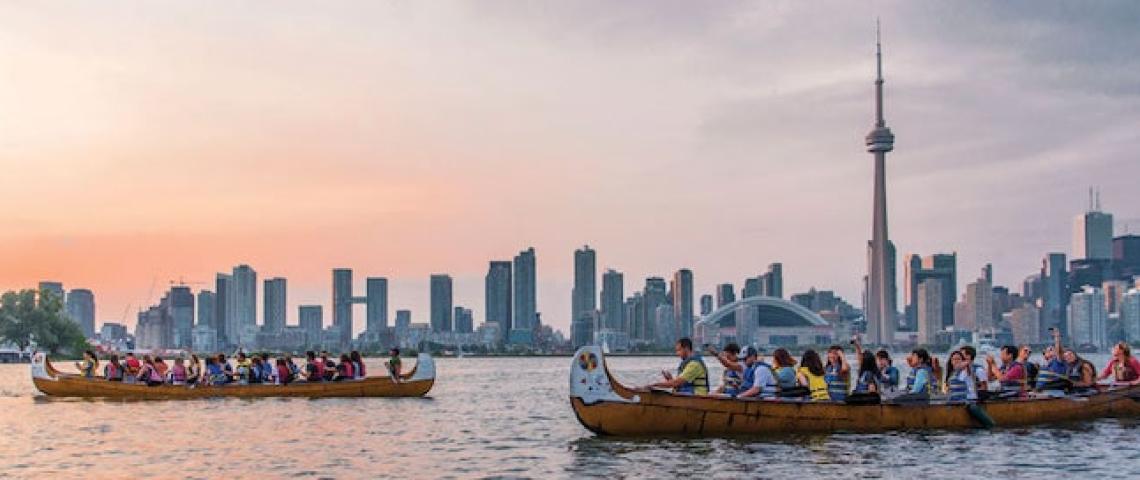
875 18 885 128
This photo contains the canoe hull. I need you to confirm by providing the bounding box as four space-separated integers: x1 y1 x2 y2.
31 352 435 399
568 346 1140 436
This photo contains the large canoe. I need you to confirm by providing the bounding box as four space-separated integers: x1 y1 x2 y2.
569 346 1140 436
31 352 436 399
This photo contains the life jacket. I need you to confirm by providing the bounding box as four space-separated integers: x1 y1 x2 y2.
312 361 325 380
881 366 900 391
853 370 879 394
798 367 829 400
825 363 849 401
1035 359 1067 390
277 365 292 384
169 365 187 383
675 355 709 395
125 357 141 374
354 361 365 378
721 368 743 396
143 365 163 383
751 361 778 397
207 363 227 385
775 366 798 389
340 362 354 379
947 371 970 402
154 362 168 377
905 365 933 394
104 362 122 380
323 360 337 380
1024 361 1040 387
999 361 1026 394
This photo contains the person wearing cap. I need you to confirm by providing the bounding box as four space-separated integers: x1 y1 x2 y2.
710 343 744 396
736 346 760 393
737 347 778 399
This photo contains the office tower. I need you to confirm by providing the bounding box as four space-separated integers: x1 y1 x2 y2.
765 263 783 299
1103 280 1129 314
672 269 694 337
957 275 993 333
64 288 95 338
655 304 675 348
642 277 667 342
430 274 453 333
916 279 942 345
232 264 257 346
454 306 474 334
1068 286 1108 350
716 284 735 308
215 273 232 347
395 310 412 330
299 305 323 345
699 294 714 315
1114 234 1140 278
485 261 512 344
1041 253 1069 335
572 246 597 334
332 268 354 346
263 277 286 333
864 24 898 345
572 310 597 348
168 286 194 348
601 269 624 331
38 281 64 304
1073 189 1113 261
982 264 993 285
742 278 761 299
1022 273 1043 302
1122 289 1140 343
197 291 215 330
513 247 537 335
1008 304 1041 346
366 277 389 332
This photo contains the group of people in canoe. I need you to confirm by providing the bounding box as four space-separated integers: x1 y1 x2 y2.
74 348 405 387
651 331 1140 404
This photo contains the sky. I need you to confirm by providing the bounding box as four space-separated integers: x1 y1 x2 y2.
1 1 1138 335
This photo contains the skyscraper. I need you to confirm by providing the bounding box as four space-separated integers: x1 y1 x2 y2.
864 23 897 345
263 278 286 333
513 247 537 337
168 286 195 348
215 273 232 347
197 290 215 330
905 253 957 331
395 310 411 330
957 275 993 333
38 281 64 305
916 279 942 345
1069 286 1108 350
299 305 323 345
485 260 512 344
672 269 694 338
1074 189 1113 261
1122 289 1140 343
572 246 597 338
332 268 354 346
454 306 474 334
1041 253 1069 335
699 294 714 315
64 288 95 338
366 277 389 332
642 277 667 341
430 274 453 333
600 269 624 331
716 284 735 308
232 264 258 346
765 263 783 299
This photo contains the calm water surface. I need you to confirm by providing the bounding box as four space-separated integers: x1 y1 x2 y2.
1 355 1139 479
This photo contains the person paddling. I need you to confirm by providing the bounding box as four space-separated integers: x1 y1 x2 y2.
385 348 403 383
648 338 709 395
75 350 98 379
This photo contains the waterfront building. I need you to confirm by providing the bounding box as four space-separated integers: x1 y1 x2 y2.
1068 286 1108 350
191 325 218 352
197 291 215 331
512 247 537 342
395 309 411 331
1114 234 1140 278
916 278 942 345
168 286 194 349
864 25 898 346
1102 279 1129 314
1023 273 1043 302
231 264 258 346
571 310 598 348
99 323 127 342
716 284 735 308
695 296 833 347
263 277 286 333
671 269 694 338
956 274 994 333
641 277 668 342
742 278 761 299
1008 304 1041 346
600 269 624 332
572 246 597 337
366 277 389 332
485 261 512 344
299 305 323 344
214 273 232 347
332 268 354 347
430 274 454 333
1073 189 1113 261
1040 253 1069 335
64 288 95 338
699 294 714 316
454 306 474 334
1122 289 1140 343
903 253 956 330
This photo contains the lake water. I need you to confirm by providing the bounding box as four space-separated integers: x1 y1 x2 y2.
2 354 1139 479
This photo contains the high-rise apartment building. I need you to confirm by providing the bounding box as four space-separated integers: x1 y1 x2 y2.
430 274 453 333
485 261 512 343
671 269 694 338
1069 286 1108 350
263 277 287 333
366 277 389 332
513 247 537 337
600 269 624 332
232 264 258 346
64 288 95 338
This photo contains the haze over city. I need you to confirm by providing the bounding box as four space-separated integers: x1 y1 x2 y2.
2 1 1139 335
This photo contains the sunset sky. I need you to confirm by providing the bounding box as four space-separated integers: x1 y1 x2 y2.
2 2 1138 334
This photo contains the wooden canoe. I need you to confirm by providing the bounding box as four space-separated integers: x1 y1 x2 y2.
31 352 435 399
569 346 1140 436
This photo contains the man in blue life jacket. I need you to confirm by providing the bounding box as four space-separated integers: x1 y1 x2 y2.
649 338 709 395
737 347 778 399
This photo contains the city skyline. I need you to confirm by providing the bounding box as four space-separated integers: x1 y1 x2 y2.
3 3 1140 335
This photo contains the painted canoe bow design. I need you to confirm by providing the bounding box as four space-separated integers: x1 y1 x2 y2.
31 352 435 399
568 346 1140 436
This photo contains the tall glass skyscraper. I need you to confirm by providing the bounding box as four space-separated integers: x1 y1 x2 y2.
512 247 537 339
430 274 454 333
485 261 512 343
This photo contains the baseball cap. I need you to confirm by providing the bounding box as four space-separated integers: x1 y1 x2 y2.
738 346 758 360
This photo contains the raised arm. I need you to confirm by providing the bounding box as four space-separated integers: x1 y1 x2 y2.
1052 329 1064 360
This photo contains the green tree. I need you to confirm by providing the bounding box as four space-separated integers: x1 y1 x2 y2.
0 288 88 356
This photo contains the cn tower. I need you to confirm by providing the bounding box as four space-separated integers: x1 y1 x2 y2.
864 21 896 345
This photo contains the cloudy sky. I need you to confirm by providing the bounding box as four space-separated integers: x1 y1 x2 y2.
1 1 1137 334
